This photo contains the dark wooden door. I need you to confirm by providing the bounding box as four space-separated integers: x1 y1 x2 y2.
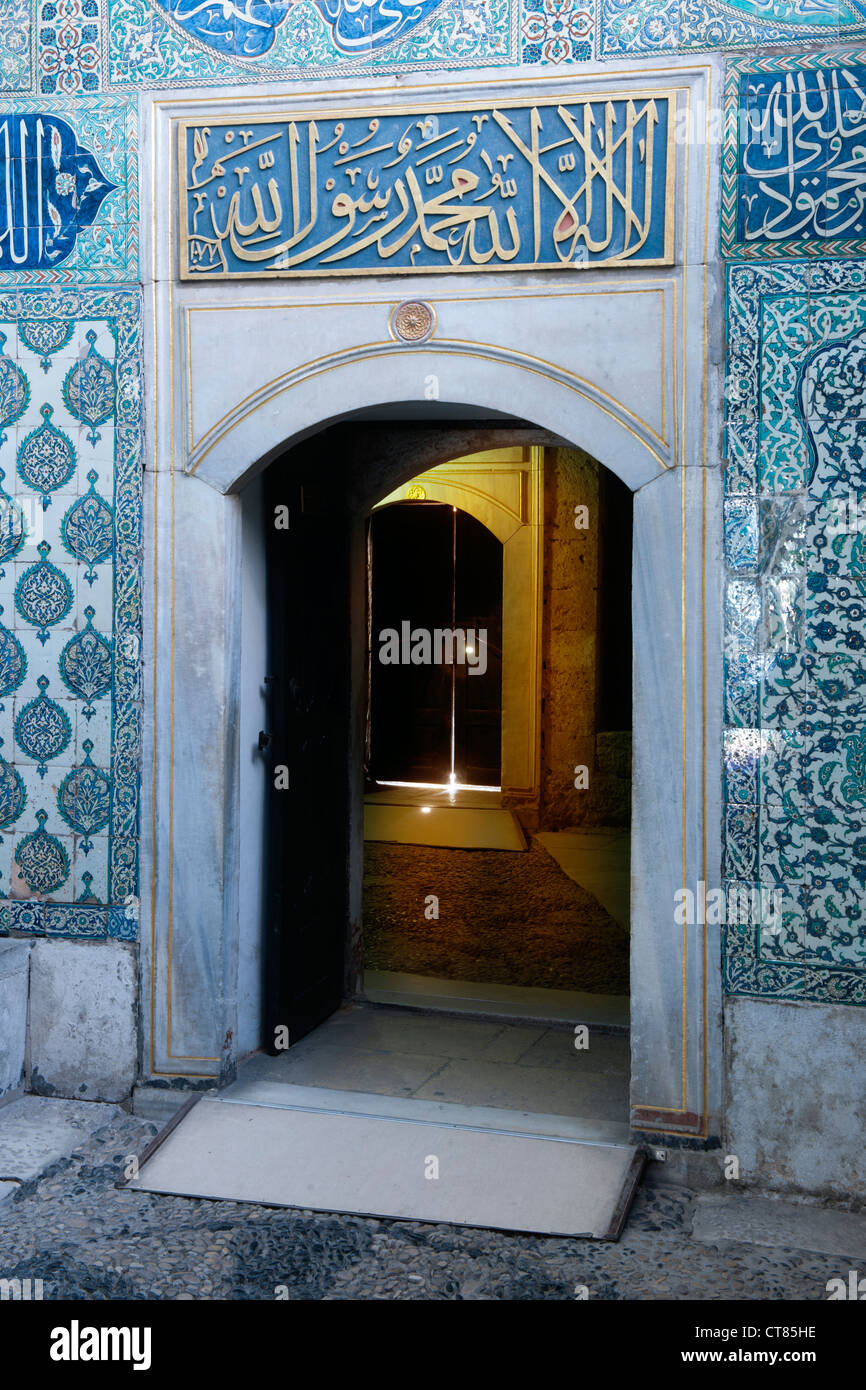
263 457 350 1049
369 502 502 787
369 502 453 784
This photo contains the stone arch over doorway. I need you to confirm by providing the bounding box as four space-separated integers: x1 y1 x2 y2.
142 63 723 1143
143 401 722 1144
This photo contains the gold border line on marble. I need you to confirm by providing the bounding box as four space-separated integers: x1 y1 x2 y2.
701 66 711 1138
636 73 713 1140
702 464 709 1132
165 111 220 1069
150 134 162 1077
151 64 711 1092
680 85 690 1115
680 86 690 477
183 283 673 458
186 342 671 477
633 74 712 1138
175 85 685 126
681 452 688 1111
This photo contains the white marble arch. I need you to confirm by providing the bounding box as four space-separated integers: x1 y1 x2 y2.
141 60 724 1142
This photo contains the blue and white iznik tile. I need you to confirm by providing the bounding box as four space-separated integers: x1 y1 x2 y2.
107 0 516 87
0 287 141 940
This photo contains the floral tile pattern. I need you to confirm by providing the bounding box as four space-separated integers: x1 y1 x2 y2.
38 0 101 95
106 0 518 88
0 286 141 940
600 0 866 57
520 0 593 61
723 258 866 1005
0 0 33 93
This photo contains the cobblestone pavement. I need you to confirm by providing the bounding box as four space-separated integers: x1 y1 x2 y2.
0 1113 849 1300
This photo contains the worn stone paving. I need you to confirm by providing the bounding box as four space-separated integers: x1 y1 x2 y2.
0 1113 850 1300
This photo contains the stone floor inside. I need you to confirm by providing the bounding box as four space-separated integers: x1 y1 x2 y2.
228 1004 629 1142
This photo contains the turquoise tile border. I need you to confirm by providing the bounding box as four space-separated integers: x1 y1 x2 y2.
600 0 866 57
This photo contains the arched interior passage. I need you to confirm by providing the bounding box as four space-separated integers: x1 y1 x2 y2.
253 421 633 1142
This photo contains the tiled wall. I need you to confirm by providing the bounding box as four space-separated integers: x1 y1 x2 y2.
2 6 865 1017
1 0 859 87
0 78 141 939
0 0 862 90
0 290 141 939
722 53 866 1005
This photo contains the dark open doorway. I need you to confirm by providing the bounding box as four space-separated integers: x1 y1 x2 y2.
260 425 632 1056
368 501 503 789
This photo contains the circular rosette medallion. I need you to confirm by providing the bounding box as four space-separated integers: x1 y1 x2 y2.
18 319 75 374
62 330 116 447
0 331 30 446
391 301 435 344
15 541 74 645
59 605 111 718
14 809 70 895
17 404 77 509
15 676 72 777
57 740 110 853
61 470 112 584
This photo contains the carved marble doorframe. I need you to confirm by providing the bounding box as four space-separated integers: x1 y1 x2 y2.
141 61 725 1141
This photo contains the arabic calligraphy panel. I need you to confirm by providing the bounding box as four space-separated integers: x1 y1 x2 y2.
0 97 138 284
152 0 451 58
723 56 866 259
180 97 675 280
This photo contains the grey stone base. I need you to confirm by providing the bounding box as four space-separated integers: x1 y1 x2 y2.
28 940 137 1103
0 941 30 1102
725 997 866 1201
692 1193 866 1262
642 1150 727 1192
0 1096 122 1182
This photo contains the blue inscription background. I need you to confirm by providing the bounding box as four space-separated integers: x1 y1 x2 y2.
183 99 672 277
737 64 866 247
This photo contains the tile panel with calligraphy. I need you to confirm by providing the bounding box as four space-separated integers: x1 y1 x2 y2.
722 53 866 260
0 97 138 284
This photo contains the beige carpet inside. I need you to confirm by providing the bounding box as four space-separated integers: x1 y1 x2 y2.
364 839 629 993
